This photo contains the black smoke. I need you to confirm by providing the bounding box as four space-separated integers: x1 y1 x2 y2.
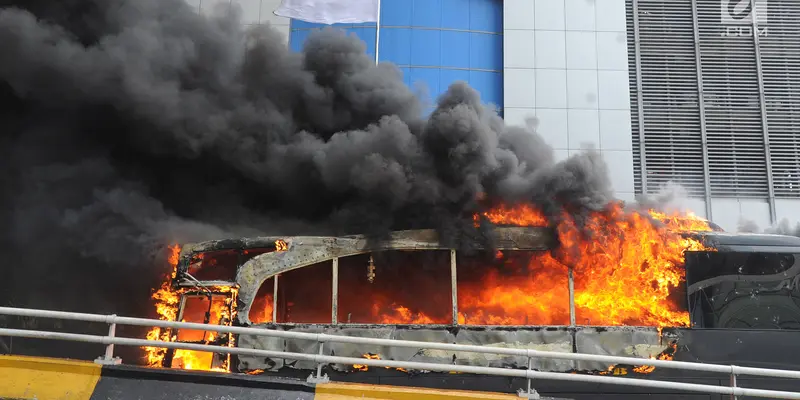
0 0 616 328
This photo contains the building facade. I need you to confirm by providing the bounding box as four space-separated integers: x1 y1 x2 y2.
200 0 800 231
625 0 800 231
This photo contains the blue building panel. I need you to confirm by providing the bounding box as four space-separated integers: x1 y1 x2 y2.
288 0 503 113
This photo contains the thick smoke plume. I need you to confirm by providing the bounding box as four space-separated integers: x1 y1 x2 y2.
0 0 620 334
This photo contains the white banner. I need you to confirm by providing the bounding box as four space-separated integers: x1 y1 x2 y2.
274 0 380 25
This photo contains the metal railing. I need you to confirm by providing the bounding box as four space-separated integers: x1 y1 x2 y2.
1 306 800 399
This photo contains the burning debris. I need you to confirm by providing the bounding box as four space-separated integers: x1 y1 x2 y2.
352 353 409 373
631 342 678 374
144 244 237 372
352 353 381 371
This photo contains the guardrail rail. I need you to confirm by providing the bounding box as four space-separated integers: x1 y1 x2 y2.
1 306 800 399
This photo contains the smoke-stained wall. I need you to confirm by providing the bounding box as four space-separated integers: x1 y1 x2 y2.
502 0 636 204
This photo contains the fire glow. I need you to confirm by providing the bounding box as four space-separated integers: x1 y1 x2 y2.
142 202 714 373
143 245 236 372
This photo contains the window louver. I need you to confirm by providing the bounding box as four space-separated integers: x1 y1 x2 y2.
627 0 706 197
761 1 800 198
697 1 768 198
626 0 800 200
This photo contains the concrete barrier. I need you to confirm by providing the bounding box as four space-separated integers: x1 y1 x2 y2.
0 355 517 400
0 355 101 400
315 382 518 400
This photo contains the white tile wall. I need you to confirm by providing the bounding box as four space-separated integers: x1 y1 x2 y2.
596 32 629 70
565 0 596 31
533 109 569 149
682 198 710 219
535 69 567 108
597 70 631 110
566 69 598 109
602 150 635 193
566 31 598 70
595 0 627 32
504 69 537 108
503 108 537 127
505 0 536 30
505 0 635 194
599 109 632 151
505 30 537 68
775 199 800 225
567 109 600 149
534 31 566 69
535 0 566 30
709 198 772 232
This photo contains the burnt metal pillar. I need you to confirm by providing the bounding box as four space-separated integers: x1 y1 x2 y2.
272 274 279 323
331 257 339 324
568 267 576 327
450 249 458 325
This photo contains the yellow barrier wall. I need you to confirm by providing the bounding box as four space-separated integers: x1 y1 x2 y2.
315 382 518 400
0 355 101 400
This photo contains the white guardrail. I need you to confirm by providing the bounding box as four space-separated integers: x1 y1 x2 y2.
0 307 799 400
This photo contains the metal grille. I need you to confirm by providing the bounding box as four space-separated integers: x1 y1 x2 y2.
761 0 800 197
696 0 768 197
627 0 800 202
627 0 706 197
627 0 642 194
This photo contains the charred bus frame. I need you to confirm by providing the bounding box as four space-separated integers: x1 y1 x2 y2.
155 227 800 376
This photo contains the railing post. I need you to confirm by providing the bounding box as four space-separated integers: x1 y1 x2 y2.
517 356 540 399
568 267 576 327
94 315 122 365
307 339 330 383
731 366 738 400
272 274 279 323
331 258 339 324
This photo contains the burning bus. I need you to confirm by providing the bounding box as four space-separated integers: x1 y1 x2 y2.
142 203 800 384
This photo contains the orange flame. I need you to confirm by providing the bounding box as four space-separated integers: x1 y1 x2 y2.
143 244 234 372
470 202 710 327
482 203 548 227
144 245 181 366
632 341 678 374
648 209 714 232
352 353 407 373
352 353 381 371
376 304 436 324
275 239 288 252
326 202 714 328
250 294 274 324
